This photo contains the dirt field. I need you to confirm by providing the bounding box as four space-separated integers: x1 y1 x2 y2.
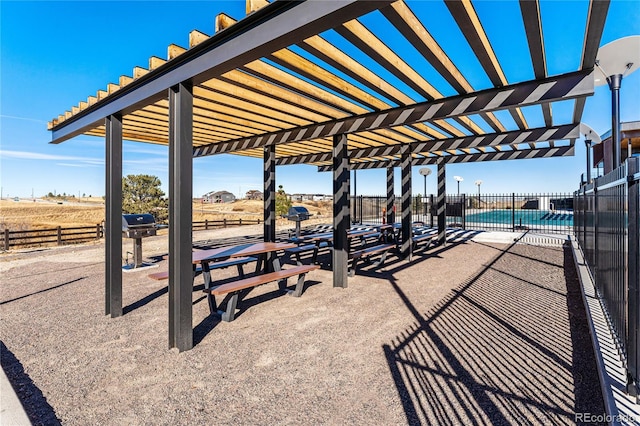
0 199 333 230
0 228 604 424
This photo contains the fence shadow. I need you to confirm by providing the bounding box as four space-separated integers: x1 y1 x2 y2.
1 341 61 425
383 239 605 424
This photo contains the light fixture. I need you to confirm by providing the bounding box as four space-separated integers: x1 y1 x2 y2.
594 36 640 169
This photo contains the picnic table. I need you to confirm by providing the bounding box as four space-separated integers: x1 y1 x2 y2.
150 241 319 322
286 228 379 266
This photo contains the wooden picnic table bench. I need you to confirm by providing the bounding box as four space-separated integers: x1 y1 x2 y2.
349 243 396 276
204 264 320 322
147 256 256 282
412 233 436 252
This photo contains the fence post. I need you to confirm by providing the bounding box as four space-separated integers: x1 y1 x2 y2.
96 223 101 240
223 218 227 228
462 194 466 230
627 158 639 399
239 218 242 226
4 229 9 251
205 219 208 230
511 193 515 230
57 226 62 245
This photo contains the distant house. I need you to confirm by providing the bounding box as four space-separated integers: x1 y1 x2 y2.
203 190 236 203
245 190 263 200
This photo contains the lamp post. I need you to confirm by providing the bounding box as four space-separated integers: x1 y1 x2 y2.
453 176 463 195
580 124 601 185
594 36 640 170
475 180 482 208
419 168 431 219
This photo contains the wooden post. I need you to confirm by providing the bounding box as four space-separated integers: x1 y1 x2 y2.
57 226 62 245
4 229 9 251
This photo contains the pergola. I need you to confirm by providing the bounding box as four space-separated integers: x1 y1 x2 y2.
48 0 608 351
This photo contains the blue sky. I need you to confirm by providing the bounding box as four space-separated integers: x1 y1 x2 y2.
1 1 639 199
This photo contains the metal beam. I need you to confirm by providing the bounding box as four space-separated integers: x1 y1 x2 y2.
168 81 193 352
50 1 391 144
573 0 610 123
195 69 593 157
275 124 580 165
317 144 576 171
400 145 412 259
520 0 552 128
105 114 123 317
333 134 349 288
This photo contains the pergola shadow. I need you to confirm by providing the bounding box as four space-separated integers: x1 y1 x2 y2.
382 240 605 424
192 279 322 346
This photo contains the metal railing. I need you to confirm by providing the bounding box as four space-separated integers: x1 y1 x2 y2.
574 157 639 399
351 193 574 234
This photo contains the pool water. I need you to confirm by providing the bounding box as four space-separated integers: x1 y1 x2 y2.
465 209 573 226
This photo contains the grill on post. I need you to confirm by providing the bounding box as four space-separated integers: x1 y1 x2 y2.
284 206 312 238
122 214 157 268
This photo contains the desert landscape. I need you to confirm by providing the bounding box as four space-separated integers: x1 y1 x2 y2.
0 198 333 231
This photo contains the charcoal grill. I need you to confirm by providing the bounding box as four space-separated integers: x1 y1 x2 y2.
122 214 157 268
284 206 312 238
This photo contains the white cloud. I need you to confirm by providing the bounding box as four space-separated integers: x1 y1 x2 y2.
0 150 102 163
55 162 101 168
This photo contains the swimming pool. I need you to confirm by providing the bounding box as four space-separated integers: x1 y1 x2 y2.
465 209 574 226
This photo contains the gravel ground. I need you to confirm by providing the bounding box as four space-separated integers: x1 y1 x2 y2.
0 227 604 425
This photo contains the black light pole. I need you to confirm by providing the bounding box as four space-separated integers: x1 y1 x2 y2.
585 139 592 183
454 176 463 195
609 74 623 167
594 36 639 170
419 168 431 219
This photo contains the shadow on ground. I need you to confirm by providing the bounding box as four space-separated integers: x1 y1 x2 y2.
382 240 605 425
1 341 61 426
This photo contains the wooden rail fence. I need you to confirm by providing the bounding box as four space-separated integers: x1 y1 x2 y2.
1 219 262 250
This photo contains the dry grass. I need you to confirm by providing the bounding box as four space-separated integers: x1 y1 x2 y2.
0 199 333 231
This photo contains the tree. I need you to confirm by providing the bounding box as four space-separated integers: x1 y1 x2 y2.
122 174 168 222
275 184 291 216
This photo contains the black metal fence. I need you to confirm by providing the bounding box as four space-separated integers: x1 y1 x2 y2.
574 157 639 398
351 193 574 234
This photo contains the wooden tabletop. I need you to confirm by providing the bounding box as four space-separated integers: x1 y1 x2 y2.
228 242 297 257
163 243 255 263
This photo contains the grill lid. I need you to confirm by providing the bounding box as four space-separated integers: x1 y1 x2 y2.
288 206 309 216
285 206 311 221
122 213 156 230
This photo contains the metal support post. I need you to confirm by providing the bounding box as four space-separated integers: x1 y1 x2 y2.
436 159 446 246
105 113 123 317
168 81 193 352
401 145 412 259
386 167 394 225
264 145 276 272
609 74 622 169
353 170 357 224
333 134 349 288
